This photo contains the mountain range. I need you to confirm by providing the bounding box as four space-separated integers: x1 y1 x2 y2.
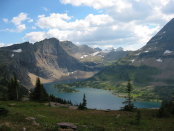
88 18 174 100
1 18 174 101
0 38 127 89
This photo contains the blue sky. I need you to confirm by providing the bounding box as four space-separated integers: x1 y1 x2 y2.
0 0 174 50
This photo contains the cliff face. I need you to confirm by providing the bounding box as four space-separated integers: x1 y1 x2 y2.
0 38 96 88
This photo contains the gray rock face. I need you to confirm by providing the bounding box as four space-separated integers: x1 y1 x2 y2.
60 41 99 59
34 38 85 71
146 18 174 49
0 38 93 88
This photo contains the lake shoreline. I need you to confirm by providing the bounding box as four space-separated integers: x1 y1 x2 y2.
44 82 161 110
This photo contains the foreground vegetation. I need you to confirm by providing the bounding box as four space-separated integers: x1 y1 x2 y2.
0 101 174 131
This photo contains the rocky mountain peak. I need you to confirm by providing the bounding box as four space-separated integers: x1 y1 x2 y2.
146 18 174 49
115 47 123 52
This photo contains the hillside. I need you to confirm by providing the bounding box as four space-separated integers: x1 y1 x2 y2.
73 18 174 101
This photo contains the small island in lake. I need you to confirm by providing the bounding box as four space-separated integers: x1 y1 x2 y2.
55 84 79 93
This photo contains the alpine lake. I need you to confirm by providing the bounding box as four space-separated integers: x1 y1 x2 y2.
44 81 160 110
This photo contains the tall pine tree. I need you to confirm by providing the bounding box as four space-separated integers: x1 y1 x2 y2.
7 75 20 100
122 80 135 111
78 94 87 110
30 77 48 101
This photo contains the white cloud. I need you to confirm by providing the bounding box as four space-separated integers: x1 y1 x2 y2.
25 13 114 43
25 12 163 50
1 24 26 33
0 42 12 47
28 19 33 23
37 13 71 29
132 23 160 44
58 0 174 50
10 12 33 32
12 12 28 25
17 24 26 32
162 0 174 14
2 18 8 23
25 32 46 43
32 26 36 29
43 7 49 12
23 1 174 50
37 13 113 30
60 0 114 9
0 42 5 47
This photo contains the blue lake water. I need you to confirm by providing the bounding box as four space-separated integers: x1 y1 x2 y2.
44 82 160 110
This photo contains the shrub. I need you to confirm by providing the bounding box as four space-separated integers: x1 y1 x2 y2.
0 107 8 116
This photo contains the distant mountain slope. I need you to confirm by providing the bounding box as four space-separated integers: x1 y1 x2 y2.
60 41 98 59
86 18 174 100
0 38 96 88
104 47 129 61
60 41 129 63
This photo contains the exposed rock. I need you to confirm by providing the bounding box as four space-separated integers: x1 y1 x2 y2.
25 117 39 126
25 117 36 121
23 127 26 131
57 122 77 130
69 106 78 110
32 121 40 126
8 103 16 107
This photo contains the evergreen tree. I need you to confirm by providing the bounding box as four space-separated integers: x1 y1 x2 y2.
82 94 87 108
78 94 87 110
30 77 48 101
158 91 174 117
122 80 135 111
7 75 20 100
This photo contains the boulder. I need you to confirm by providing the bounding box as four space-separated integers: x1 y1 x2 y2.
25 117 36 121
8 103 16 107
69 106 78 110
57 122 77 130
25 117 39 126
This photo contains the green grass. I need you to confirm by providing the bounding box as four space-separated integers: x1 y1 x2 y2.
0 101 174 130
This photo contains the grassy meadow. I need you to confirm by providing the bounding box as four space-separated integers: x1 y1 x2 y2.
0 101 174 131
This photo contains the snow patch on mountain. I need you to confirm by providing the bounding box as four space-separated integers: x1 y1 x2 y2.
80 55 88 59
91 51 100 56
164 50 173 55
135 53 140 56
11 53 14 58
130 59 135 63
80 51 103 59
156 58 163 62
13 49 22 53
144 50 149 53
67 71 77 75
162 31 166 34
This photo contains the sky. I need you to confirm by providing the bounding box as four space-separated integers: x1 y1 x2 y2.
0 0 174 50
